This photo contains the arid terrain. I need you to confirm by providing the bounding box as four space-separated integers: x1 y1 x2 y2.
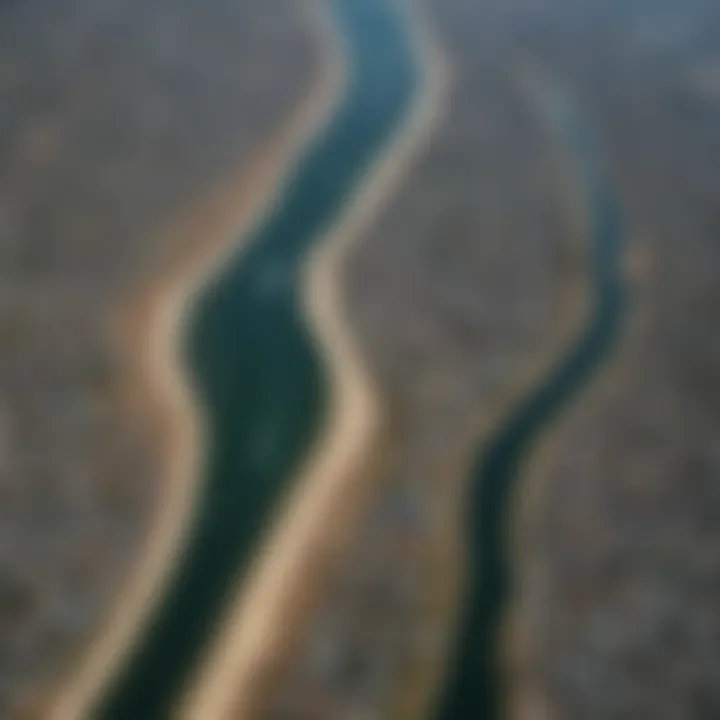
0 0 317 715
509 1 720 717
263 0 587 716
250 1 720 718
2 0 719 718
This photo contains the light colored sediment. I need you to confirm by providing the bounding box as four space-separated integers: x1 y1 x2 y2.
44 4 342 719
180 1 451 718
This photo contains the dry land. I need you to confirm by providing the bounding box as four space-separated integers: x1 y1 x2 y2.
506 1 720 717
4 0 717 718
248 2 720 719
260 0 588 716
0 0 318 716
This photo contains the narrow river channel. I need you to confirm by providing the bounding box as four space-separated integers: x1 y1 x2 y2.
94 0 419 717
93 0 625 716
436 88 626 718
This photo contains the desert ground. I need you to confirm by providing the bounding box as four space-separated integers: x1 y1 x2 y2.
234 1 720 718
2 0 719 718
0 0 317 715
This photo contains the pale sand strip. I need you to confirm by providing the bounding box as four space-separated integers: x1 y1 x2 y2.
180 1 451 718
45 4 343 719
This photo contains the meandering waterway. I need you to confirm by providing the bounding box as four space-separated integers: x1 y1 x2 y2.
435 86 626 719
93 0 419 717
88 2 625 717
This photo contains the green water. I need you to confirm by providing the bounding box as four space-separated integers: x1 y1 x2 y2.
435 93 626 718
92 0 625 715
94 1 419 717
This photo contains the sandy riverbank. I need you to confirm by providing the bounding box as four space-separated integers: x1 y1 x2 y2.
44 4 342 719
179 1 451 717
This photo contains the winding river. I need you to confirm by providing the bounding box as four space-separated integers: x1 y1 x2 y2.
90 0 625 716
95 0 419 717
436 88 626 718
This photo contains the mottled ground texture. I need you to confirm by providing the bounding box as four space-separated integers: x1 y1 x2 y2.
0 1 316 715
264 0 583 717
511 1 720 718
262 1 720 719
4 0 717 718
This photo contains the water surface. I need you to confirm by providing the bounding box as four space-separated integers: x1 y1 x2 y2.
95 1 419 716
436 91 626 719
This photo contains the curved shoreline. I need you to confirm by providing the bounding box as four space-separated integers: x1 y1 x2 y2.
180 0 451 717
435 78 625 719
45 4 343 718
506 231 644 720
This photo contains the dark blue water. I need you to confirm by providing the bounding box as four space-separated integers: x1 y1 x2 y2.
93 1 419 717
435 96 626 719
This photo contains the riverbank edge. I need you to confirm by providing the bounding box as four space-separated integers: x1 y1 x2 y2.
44 4 342 719
505 235 643 720
417 65 598 720
179 0 452 717
480 73 632 720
